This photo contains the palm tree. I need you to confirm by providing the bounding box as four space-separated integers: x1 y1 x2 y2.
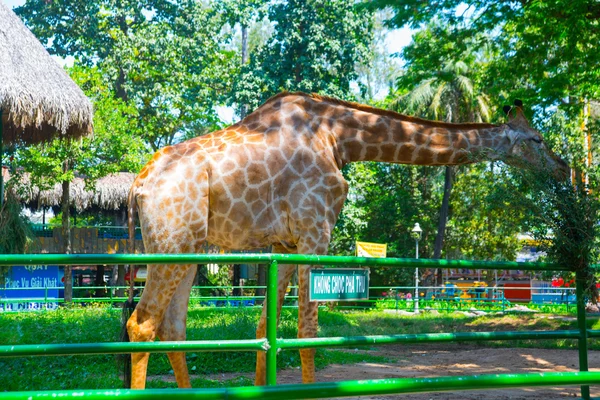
392 53 492 284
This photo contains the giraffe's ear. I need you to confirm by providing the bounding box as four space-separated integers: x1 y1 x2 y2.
503 105 511 115
514 99 523 107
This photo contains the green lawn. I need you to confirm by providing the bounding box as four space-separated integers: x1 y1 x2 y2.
0 306 598 391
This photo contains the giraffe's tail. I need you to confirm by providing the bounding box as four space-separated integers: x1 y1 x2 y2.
119 298 136 388
127 181 138 301
119 179 140 387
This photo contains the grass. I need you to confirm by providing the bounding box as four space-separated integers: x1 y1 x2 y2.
0 305 598 391
374 298 578 315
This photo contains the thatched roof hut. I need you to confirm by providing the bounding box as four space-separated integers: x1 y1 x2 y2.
7 170 135 212
0 2 93 143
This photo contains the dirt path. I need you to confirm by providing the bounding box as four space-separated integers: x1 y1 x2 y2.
194 344 600 399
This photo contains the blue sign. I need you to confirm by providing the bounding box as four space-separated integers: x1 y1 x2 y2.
1 266 61 311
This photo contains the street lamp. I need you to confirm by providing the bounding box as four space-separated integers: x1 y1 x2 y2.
411 223 422 313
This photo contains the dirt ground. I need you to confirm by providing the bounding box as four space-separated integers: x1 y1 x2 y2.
199 344 600 399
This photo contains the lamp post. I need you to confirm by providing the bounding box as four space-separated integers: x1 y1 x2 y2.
411 223 422 313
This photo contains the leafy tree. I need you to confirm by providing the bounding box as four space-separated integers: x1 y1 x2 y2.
368 0 598 170
330 162 443 287
390 22 497 285
15 1 236 298
446 163 524 262
218 0 269 118
354 11 401 103
11 65 147 302
0 194 39 284
13 65 147 193
230 0 373 113
17 0 236 150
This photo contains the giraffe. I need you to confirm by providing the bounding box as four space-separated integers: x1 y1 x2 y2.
124 92 568 389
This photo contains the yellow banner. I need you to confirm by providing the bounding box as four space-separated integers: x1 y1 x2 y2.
355 241 387 258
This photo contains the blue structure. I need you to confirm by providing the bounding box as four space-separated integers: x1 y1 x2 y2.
1 266 61 311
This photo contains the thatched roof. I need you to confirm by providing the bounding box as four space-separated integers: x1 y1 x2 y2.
6 170 135 212
0 3 93 144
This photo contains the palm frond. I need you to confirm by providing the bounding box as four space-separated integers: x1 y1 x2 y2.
476 94 492 122
429 82 447 120
455 75 474 99
406 78 436 112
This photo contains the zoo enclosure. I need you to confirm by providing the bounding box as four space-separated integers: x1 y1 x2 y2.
1 253 600 400
0 283 572 314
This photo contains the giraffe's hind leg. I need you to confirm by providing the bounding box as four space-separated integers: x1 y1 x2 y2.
126 263 195 389
157 266 197 388
297 263 319 383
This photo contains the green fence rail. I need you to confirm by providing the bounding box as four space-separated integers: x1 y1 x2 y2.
0 253 599 399
0 284 575 314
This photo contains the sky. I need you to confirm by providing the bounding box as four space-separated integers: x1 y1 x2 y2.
2 0 413 123
3 0 19 6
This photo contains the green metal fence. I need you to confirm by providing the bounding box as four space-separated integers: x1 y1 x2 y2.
0 283 574 314
0 253 599 399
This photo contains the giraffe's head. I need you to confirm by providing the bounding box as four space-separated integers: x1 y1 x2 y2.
501 100 570 179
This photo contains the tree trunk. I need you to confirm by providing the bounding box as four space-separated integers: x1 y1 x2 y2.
94 265 105 297
116 265 126 298
197 264 209 285
239 24 249 118
257 265 266 304
232 264 242 296
433 166 454 285
61 160 73 303
109 265 118 296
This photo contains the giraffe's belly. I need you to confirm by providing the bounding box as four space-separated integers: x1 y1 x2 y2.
205 202 280 251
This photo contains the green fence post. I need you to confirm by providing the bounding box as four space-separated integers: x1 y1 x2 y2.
576 271 590 400
266 260 278 386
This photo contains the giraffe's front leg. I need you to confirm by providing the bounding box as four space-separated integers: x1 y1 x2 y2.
255 261 296 386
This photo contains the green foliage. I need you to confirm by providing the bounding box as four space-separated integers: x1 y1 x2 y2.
230 0 373 113
69 65 148 176
508 166 600 298
11 64 149 204
388 21 503 269
218 0 268 28
330 162 440 287
47 212 115 228
447 164 523 261
393 22 492 123
369 0 600 107
373 298 580 316
0 193 39 282
17 0 235 150
9 0 598 284
354 11 402 103
0 193 37 254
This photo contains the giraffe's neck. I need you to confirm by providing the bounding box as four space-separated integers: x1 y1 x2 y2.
331 109 507 166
